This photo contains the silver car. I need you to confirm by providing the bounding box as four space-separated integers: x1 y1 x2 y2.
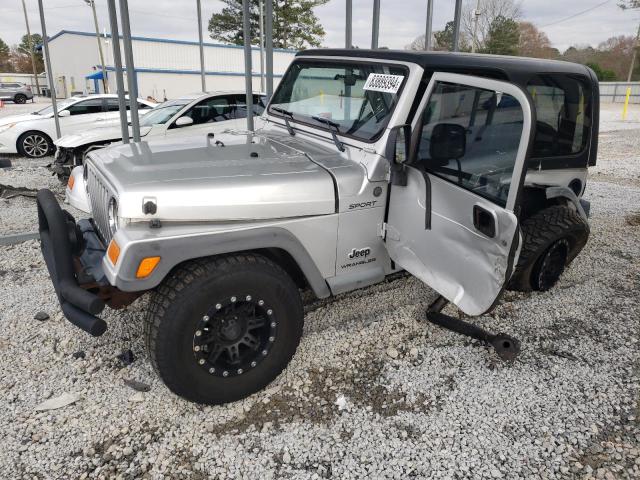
0 82 34 104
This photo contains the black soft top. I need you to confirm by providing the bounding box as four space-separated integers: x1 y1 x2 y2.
296 49 594 85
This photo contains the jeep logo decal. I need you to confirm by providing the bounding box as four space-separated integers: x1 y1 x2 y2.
348 247 371 259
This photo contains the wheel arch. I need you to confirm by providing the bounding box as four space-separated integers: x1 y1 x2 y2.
105 225 332 300
519 185 588 222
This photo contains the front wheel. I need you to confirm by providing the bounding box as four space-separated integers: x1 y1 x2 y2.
17 131 54 158
14 94 27 104
145 254 304 405
509 204 589 292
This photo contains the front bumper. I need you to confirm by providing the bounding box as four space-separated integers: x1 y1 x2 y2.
36 189 108 336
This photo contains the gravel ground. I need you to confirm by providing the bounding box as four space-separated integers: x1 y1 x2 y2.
0 100 639 479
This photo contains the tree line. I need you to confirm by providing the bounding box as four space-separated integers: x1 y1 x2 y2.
406 0 639 81
0 34 44 74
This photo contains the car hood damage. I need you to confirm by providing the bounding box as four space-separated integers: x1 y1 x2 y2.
55 125 153 148
88 130 337 221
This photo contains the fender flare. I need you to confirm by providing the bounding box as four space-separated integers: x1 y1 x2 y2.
103 224 332 299
545 186 589 222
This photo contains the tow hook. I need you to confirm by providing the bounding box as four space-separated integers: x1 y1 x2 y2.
425 296 521 361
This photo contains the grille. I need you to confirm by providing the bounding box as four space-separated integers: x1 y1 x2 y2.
86 162 113 244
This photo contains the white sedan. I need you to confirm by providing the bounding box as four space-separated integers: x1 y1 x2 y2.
0 94 156 158
64 91 265 213
54 91 264 178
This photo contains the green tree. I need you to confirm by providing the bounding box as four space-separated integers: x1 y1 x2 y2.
208 0 328 50
483 15 520 55
17 33 44 72
432 21 470 51
0 37 12 71
586 62 617 81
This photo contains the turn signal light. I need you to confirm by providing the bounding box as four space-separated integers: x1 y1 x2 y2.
136 256 160 278
67 175 75 190
107 239 120 265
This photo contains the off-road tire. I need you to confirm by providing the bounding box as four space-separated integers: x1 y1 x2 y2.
13 94 27 104
17 130 54 158
508 204 589 292
144 254 304 405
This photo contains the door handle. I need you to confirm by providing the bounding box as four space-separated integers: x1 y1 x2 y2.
473 205 496 238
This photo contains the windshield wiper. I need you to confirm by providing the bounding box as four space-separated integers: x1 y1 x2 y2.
271 106 295 136
311 116 345 152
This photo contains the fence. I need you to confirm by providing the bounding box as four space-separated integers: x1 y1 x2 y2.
599 82 640 104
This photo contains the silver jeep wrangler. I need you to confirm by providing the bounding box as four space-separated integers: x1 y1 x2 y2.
37 49 597 405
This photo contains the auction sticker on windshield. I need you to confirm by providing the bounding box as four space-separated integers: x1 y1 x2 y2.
363 73 405 93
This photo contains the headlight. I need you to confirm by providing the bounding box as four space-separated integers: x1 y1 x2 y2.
108 197 119 235
0 123 15 134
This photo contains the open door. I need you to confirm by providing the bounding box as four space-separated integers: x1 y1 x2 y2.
384 72 534 316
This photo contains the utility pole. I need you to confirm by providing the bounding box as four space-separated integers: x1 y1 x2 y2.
85 0 109 93
471 0 481 53
106 0 128 143
627 21 640 82
37 0 60 138
196 0 206 92
425 0 433 50
371 0 380 49
265 0 273 101
346 0 352 48
21 0 41 96
259 0 265 92
242 0 254 131
452 0 463 52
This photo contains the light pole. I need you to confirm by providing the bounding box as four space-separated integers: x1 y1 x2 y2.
627 22 640 82
265 0 273 101
242 0 254 131
20 0 41 96
85 0 109 93
471 0 481 53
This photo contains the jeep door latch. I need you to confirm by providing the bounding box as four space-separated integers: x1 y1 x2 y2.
425 296 521 361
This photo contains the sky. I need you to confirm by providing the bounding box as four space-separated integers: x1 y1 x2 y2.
1 0 639 53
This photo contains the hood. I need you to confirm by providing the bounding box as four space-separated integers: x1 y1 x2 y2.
55 125 153 148
89 131 337 221
0 113 41 126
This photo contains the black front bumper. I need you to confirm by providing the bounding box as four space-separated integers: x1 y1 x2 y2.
36 189 108 336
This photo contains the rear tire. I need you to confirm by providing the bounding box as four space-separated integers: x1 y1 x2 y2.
17 131 54 158
508 204 589 292
144 254 304 405
14 94 27 104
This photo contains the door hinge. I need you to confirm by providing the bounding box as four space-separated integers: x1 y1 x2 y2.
378 222 400 241
378 222 387 240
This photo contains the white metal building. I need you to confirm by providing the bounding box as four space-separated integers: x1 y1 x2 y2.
46 30 297 100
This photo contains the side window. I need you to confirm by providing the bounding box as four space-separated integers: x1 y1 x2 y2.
416 81 524 207
527 75 590 158
181 97 231 125
66 99 104 115
105 98 120 112
231 94 265 119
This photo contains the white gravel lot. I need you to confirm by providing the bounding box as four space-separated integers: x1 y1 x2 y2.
0 99 639 479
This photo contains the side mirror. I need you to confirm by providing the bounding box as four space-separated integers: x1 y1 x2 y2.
175 116 194 127
429 123 466 165
58 110 70 118
385 124 412 186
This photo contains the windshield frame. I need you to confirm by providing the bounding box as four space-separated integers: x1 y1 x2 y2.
267 58 410 145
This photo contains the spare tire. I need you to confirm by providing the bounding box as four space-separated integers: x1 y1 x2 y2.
508 204 589 292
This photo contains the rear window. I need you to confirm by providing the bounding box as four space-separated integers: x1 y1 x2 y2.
527 75 590 158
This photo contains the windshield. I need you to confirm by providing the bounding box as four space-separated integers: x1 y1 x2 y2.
139 100 189 127
35 98 76 115
269 60 407 142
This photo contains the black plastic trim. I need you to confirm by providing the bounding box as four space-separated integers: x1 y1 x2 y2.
37 189 107 336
